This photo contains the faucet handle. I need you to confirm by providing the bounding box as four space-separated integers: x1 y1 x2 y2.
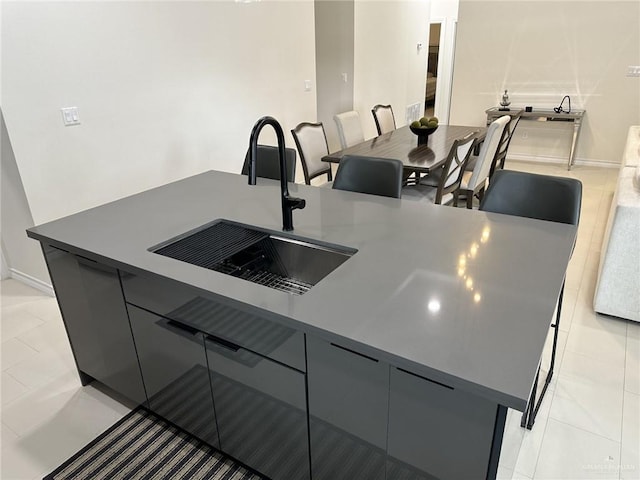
285 196 306 211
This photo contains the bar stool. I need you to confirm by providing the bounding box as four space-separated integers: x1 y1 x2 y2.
479 169 582 429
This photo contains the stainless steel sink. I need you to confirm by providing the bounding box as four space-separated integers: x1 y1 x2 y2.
150 220 356 295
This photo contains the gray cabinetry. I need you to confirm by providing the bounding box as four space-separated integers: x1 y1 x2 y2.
121 271 306 371
122 271 310 479
205 336 310 480
42 244 146 404
306 336 389 480
127 304 220 448
387 367 500 480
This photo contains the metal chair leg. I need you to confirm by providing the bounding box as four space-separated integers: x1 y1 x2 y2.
522 281 565 429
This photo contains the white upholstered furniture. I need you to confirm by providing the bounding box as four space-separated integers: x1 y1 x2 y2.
402 133 477 206
291 122 333 185
458 115 510 209
593 126 640 322
371 104 396 136
334 111 365 149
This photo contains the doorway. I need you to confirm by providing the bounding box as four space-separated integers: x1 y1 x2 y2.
425 23 441 118
424 18 456 124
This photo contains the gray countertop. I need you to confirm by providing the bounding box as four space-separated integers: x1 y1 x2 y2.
27 170 577 410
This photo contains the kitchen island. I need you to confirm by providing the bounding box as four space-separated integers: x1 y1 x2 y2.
27 170 577 480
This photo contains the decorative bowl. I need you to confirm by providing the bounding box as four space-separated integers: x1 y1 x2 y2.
410 125 438 144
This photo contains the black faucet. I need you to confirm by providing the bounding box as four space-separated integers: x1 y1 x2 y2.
248 116 306 231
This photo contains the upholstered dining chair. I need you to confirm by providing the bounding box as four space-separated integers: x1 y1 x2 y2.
402 133 476 205
490 111 522 176
371 104 396 136
334 111 365 149
332 155 403 199
479 169 582 429
457 115 510 208
241 144 296 182
291 122 333 185
465 113 521 176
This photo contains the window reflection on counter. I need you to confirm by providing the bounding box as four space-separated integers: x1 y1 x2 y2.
457 225 491 305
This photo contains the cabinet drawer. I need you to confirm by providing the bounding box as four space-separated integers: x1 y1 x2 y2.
387 367 497 479
43 245 146 404
120 270 305 371
128 305 219 448
306 336 388 480
205 336 310 480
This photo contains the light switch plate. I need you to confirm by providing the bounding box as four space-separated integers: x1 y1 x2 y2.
627 66 640 77
61 107 80 126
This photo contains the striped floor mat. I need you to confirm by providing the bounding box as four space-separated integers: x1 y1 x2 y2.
44 407 265 480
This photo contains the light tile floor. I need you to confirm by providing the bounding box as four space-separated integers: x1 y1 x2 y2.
1 161 638 480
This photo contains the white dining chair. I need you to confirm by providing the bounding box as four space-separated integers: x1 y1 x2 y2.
371 104 396 136
334 111 365 149
402 133 476 206
458 115 510 208
291 122 333 185
491 111 522 175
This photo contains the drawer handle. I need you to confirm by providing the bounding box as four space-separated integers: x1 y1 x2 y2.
330 342 379 363
166 319 199 336
207 335 240 352
397 367 454 390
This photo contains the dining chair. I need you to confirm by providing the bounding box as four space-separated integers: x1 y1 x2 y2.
466 113 521 175
334 111 365 149
458 115 510 209
241 144 297 182
332 155 403 199
479 169 582 429
490 111 522 176
402 133 476 205
291 122 333 185
371 104 396 136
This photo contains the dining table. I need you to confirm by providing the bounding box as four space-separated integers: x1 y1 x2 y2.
322 124 487 184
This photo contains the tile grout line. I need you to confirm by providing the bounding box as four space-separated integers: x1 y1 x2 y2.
545 415 623 445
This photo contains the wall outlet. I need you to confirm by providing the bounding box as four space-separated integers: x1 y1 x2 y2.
627 66 640 77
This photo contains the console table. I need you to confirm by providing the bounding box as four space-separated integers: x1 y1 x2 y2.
486 107 585 170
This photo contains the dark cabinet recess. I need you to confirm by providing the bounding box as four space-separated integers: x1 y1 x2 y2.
127 304 220 448
306 336 389 480
387 367 497 480
42 244 146 404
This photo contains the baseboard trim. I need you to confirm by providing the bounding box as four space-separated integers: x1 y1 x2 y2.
507 154 619 168
9 268 55 297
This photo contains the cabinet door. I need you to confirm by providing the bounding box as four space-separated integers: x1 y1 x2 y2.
387 367 498 480
42 244 146 404
121 270 306 372
128 304 219 449
205 336 310 480
306 336 389 480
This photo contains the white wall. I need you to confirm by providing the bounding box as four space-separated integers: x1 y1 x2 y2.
450 1 640 165
1 1 317 226
315 0 355 154
1 111 51 289
353 0 431 140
